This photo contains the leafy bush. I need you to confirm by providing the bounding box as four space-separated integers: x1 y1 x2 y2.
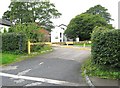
31 45 44 52
91 27 120 68
9 23 47 42
1 33 27 53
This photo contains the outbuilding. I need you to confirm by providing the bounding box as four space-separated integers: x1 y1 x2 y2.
0 18 12 33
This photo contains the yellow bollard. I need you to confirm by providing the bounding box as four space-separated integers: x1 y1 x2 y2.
28 40 30 54
83 43 86 47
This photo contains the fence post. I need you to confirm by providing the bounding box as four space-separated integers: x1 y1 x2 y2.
83 43 86 47
28 40 30 54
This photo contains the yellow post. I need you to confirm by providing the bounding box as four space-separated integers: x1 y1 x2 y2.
28 40 30 54
66 42 68 46
83 43 86 47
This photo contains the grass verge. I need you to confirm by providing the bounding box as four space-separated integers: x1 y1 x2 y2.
0 53 20 65
82 57 120 80
74 43 91 47
0 45 52 66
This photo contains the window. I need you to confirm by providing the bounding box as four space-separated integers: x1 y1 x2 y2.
60 33 62 38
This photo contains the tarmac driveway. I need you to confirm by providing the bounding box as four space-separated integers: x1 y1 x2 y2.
0 46 91 86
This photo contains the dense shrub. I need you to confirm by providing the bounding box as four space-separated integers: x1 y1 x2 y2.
1 33 27 53
9 23 47 42
31 44 44 52
91 27 120 68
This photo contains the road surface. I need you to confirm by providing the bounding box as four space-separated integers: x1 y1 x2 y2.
0 46 91 86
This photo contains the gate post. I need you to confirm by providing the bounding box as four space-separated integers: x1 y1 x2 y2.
28 40 30 54
83 43 86 47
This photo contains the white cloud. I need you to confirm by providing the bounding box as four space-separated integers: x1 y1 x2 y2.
0 0 11 18
51 0 119 28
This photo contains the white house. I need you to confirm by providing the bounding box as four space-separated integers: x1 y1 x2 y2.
51 24 67 42
0 19 12 33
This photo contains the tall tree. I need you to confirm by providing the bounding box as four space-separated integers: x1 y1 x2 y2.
2 1 61 31
65 14 113 40
84 5 113 23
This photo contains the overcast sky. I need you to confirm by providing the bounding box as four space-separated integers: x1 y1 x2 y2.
0 0 119 28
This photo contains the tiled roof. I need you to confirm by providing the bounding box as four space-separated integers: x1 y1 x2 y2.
39 29 50 35
0 18 12 26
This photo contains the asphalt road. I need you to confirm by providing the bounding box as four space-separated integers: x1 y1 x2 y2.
0 46 91 86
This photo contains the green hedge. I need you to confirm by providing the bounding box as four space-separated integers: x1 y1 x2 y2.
1 33 27 53
91 28 120 68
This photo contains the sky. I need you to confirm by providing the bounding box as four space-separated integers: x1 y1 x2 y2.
0 0 119 28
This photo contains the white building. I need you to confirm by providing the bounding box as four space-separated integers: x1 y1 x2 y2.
51 24 67 42
0 19 12 33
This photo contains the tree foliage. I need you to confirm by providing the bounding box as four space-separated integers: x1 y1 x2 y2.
2 1 61 31
65 14 113 40
9 23 45 42
84 5 113 23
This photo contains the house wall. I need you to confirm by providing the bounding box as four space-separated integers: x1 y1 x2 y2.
51 27 64 42
0 24 9 33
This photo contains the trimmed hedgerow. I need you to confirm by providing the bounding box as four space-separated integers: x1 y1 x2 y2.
91 28 120 68
1 33 27 53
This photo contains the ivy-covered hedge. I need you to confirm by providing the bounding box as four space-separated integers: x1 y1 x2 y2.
91 28 120 68
1 33 27 53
